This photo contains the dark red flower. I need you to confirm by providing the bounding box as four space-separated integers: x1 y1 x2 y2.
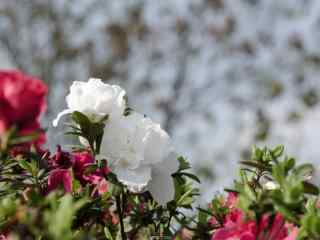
47 150 111 195
47 169 72 193
0 70 47 145
72 151 110 185
72 151 95 184
48 145 73 169
8 145 31 157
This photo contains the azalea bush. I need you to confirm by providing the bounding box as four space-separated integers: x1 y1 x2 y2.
0 70 320 240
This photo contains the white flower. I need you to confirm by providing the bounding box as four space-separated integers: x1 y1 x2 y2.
99 111 178 205
55 78 178 204
53 78 126 126
264 181 279 190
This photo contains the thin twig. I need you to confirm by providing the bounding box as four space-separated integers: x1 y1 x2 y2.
116 195 126 240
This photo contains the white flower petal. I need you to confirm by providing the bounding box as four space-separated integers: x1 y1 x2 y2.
100 112 146 169
143 118 172 165
114 166 151 192
88 78 102 83
52 109 74 127
58 78 126 124
66 81 87 110
147 152 179 205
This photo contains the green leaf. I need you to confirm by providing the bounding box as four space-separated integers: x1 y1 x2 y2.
242 183 256 202
123 107 133 116
273 198 298 223
99 114 109 123
284 157 295 172
104 226 114 240
294 164 314 179
83 164 98 175
18 160 33 173
72 111 91 127
179 172 201 183
177 188 195 206
240 161 271 171
9 132 40 145
252 146 263 161
64 131 83 137
303 181 319 195
197 208 210 224
72 179 82 193
177 156 191 171
95 132 103 155
272 145 284 158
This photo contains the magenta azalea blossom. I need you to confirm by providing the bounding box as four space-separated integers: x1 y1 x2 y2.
72 151 110 185
47 149 110 195
47 169 72 193
211 193 299 240
48 145 73 169
212 211 298 240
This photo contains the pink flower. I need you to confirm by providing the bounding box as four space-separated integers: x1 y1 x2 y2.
97 179 108 195
209 192 238 227
212 209 256 240
47 169 72 193
225 192 238 208
212 211 298 240
0 234 8 240
211 193 298 240
0 70 47 146
91 178 109 196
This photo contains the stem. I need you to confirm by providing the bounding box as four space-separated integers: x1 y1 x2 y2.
116 195 126 240
167 214 173 229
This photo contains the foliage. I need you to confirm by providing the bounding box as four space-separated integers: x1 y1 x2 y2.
0 111 200 240
1 115 320 239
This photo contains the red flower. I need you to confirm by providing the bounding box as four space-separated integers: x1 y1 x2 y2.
211 193 298 240
48 145 73 169
72 151 110 185
72 151 96 184
209 192 238 227
225 192 238 208
0 70 47 145
212 210 298 240
47 150 110 195
47 169 72 193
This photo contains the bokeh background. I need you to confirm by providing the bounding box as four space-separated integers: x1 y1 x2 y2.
1 0 320 202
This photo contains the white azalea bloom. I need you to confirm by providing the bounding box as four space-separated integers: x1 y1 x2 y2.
102 112 147 171
53 78 126 126
56 79 178 204
114 166 152 193
143 117 172 165
147 152 179 205
99 111 178 204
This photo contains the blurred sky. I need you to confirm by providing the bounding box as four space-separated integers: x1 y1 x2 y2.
1 0 320 201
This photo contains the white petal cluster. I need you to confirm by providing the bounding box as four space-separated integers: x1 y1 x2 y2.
101 111 178 204
53 78 178 204
53 78 126 126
